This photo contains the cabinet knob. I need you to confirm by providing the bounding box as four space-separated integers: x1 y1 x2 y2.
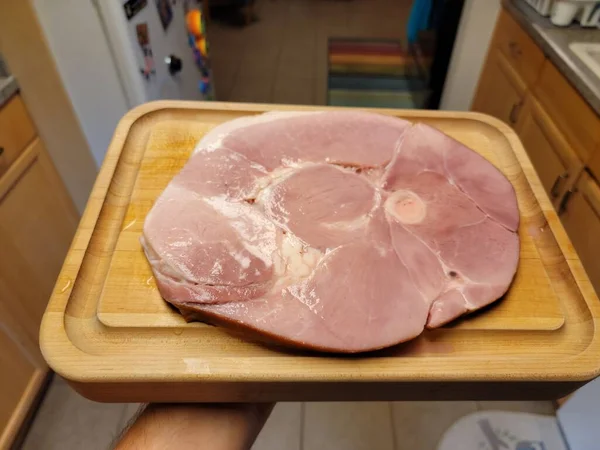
508 41 522 57
509 101 522 125
558 188 575 216
550 172 569 198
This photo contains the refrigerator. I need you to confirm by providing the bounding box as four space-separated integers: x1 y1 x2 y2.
95 0 211 107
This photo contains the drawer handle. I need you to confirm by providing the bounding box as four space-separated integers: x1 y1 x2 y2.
509 101 522 125
509 41 522 57
558 188 575 216
550 172 569 198
0 147 4 157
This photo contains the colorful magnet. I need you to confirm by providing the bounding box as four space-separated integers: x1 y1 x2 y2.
136 23 156 80
155 0 173 30
124 0 148 21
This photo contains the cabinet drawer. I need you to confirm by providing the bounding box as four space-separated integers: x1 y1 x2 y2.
560 172 600 294
0 95 36 176
534 60 600 162
493 9 545 87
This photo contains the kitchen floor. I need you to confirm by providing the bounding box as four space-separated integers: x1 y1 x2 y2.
21 375 556 450
208 0 413 105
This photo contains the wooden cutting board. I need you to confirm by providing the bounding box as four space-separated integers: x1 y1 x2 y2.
40 102 600 402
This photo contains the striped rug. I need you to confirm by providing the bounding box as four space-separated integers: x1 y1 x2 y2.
327 38 431 109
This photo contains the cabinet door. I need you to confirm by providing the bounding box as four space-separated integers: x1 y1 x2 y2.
560 172 600 294
0 323 41 449
0 95 36 177
0 137 77 447
534 60 600 162
516 95 583 205
472 48 527 127
0 138 78 354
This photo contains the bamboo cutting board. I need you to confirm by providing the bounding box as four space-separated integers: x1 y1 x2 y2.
40 102 600 402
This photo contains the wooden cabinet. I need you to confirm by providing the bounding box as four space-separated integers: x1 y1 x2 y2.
0 95 78 449
472 48 526 127
472 9 545 127
516 95 583 205
491 10 545 87
534 61 600 162
0 96 36 177
473 7 600 295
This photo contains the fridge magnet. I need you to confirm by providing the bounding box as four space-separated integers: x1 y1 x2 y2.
136 23 156 80
123 0 147 21
185 6 212 97
155 0 173 30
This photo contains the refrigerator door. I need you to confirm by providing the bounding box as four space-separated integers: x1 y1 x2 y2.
557 377 600 450
97 0 206 104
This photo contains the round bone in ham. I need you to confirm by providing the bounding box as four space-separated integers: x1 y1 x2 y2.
141 111 520 353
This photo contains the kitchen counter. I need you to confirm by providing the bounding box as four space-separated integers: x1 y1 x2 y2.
504 0 600 116
0 76 18 108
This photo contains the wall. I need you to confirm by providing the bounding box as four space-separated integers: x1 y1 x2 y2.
440 0 501 111
33 0 130 167
0 0 98 213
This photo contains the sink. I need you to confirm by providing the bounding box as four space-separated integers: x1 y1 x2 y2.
569 42 600 79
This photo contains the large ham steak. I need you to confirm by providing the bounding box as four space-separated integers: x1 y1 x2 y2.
141 111 520 353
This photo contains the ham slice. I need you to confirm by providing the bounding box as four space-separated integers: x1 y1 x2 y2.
142 111 520 353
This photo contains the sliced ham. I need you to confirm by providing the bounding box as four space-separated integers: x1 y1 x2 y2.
142 111 520 353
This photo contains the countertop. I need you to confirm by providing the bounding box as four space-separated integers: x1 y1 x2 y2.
0 54 18 107
0 75 19 108
504 0 600 116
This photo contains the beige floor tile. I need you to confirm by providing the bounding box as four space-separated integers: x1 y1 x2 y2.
279 33 316 67
238 56 278 79
314 43 328 105
288 0 319 21
304 402 395 450
256 0 289 23
316 3 350 39
252 402 302 450
207 26 248 52
477 401 556 415
391 401 478 450
276 58 315 84
314 70 328 106
230 75 274 103
273 75 315 105
210 41 246 62
315 0 351 19
22 376 128 450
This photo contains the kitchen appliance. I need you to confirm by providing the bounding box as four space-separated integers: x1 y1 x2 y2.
523 0 555 15
94 0 210 106
551 0 600 26
521 0 600 26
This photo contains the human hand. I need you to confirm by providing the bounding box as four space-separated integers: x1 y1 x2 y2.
114 403 274 450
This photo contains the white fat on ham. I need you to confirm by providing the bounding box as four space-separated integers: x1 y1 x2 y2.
142 111 519 353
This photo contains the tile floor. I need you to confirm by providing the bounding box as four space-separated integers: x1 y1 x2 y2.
21 375 556 450
208 0 413 105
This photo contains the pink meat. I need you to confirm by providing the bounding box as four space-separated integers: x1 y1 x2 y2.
142 111 520 353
